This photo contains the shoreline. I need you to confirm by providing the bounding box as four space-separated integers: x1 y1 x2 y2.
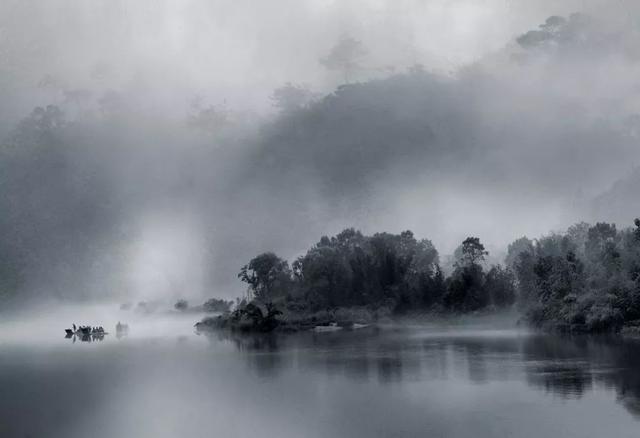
194 308 640 338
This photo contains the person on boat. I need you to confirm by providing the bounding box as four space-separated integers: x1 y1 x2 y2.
73 323 76 331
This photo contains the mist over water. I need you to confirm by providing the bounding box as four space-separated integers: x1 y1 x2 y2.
0 304 204 346
3 2 640 437
1 309 640 438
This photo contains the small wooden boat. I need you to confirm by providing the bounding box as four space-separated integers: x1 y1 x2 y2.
313 322 342 332
65 329 74 335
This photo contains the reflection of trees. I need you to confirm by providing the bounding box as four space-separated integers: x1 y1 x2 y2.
376 355 403 383
596 340 640 417
522 335 640 416
522 335 594 399
206 330 287 378
64 333 106 343
526 363 592 398
447 337 523 384
204 328 640 419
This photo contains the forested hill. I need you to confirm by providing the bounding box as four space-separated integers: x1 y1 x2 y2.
247 13 640 201
1 13 640 303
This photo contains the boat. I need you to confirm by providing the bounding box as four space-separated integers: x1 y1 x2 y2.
64 325 110 339
313 322 342 332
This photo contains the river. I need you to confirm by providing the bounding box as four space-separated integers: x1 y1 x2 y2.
1 305 639 437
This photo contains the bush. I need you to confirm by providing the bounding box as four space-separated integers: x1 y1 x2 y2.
174 299 188 311
586 305 623 332
202 298 233 313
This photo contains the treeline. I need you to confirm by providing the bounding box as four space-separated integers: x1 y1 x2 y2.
230 219 640 333
508 219 640 332
236 229 515 319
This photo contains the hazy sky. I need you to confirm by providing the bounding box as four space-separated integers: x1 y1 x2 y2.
2 0 630 114
2 0 640 301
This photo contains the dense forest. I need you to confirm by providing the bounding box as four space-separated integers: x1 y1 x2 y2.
510 219 640 333
238 229 514 313
203 218 640 334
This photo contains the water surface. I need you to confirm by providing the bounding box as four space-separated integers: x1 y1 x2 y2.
1 308 639 438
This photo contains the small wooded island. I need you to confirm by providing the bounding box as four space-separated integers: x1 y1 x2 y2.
196 219 640 335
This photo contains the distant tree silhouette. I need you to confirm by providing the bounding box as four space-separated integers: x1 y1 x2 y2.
458 237 488 268
270 83 317 113
174 299 188 311
320 35 368 83
236 230 517 316
511 219 640 332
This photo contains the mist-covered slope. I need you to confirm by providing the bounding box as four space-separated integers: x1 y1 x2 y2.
1 12 640 304
591 167 640 224
238 12 640 247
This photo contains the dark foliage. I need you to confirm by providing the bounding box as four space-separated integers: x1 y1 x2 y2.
511 219 640 332
174 299 188 311
443 238 515 312
237 230 515 319
199 301 283 333
238 252 293 302
202 297 234 313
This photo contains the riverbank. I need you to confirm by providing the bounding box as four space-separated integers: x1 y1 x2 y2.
194 304 522 334
194 303 640 338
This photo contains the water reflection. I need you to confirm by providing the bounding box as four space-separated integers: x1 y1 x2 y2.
207 328 640 419
3 324 640 438
64 332 106 342
522 334 640 417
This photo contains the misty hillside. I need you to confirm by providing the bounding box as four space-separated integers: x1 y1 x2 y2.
592 167 640 223
1 11 640 303
239 13 640 249
253 13 640 195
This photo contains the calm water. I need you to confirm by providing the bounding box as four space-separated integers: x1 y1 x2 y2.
1 307 640 438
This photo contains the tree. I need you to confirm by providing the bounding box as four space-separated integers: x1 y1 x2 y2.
505 237 533 270
458 237 488 268
424 265 446 307
270 83 316 113
484 266 516 307
238 253 292 302
174 299 188 311
203 298 234 313
445 237 493 311
585 222 619 278
513 250 537 309
229 301 283 332
444 263 486 311
319 35 368 83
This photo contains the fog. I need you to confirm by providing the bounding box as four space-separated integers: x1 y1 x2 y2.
1 0 640 303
